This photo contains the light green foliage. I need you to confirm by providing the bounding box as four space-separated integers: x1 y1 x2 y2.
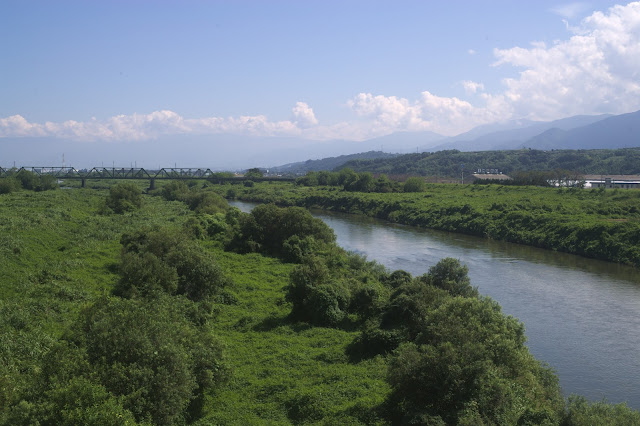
105 182 143 213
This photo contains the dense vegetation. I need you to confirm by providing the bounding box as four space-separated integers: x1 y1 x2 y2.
218 181 640 267
339 147 640 178
1 178 639 424
270 150 399 175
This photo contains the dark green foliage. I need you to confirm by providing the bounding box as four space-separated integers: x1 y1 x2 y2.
227 204 335 258
296 169 400 193
340 147 640 178
160 182 229 215
0 172 58 193
0 177 20 194
403 176 426 192
105 182 143 213
160 180 189 201
53 297 225 425
244 168 264 179
115 227 230 301
419 257 478 297
15 170 40 190
563 395 640 425
385 269 413 288
387 297 564 425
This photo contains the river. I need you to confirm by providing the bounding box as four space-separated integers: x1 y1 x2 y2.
230 200 640 409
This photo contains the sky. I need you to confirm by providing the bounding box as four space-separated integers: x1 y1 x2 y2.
1 0 639 150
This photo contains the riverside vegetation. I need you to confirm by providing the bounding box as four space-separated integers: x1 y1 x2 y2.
214 173 640 268
1 177 639 424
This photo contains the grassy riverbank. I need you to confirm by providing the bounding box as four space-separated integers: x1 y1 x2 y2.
213 181 640 267
2 182 639 424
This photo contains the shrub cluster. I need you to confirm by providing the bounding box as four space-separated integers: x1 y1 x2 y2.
0 170 58 194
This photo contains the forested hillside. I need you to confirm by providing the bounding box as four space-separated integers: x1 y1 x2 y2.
339 147 640 178
271 150 398 175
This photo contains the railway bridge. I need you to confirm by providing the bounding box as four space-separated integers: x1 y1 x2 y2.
0 166 294 189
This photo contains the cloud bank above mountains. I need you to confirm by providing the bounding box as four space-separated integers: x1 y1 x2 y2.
2 2 639 143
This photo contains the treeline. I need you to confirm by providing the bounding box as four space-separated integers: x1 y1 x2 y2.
340 147 640 178
295 169 427 193
0 170 58 193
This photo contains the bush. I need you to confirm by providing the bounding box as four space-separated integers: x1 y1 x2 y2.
419 258 478 297
403 177 425 193
386 297 564 425
115 227 230 301
105 183 143 214
0 177 20 194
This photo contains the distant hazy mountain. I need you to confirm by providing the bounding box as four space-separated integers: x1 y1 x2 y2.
426 114 612 152
523 110 640 150
270 151 399 174
365 130 446 153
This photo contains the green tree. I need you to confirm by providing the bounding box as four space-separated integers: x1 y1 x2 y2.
403 177 425 192
387 296 563 424
420 257 478 297
105 183 143 214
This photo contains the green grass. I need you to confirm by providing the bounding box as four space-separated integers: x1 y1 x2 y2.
0 187 389 424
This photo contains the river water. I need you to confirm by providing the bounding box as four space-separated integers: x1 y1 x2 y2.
230 201 640 408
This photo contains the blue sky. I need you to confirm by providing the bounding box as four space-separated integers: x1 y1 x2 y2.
1 0 638 143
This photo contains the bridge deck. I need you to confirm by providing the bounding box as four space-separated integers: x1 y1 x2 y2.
0 167 294 182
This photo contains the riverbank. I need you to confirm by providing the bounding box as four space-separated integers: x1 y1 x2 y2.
213 182 640 267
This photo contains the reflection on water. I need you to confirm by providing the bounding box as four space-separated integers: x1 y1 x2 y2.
230 201 640 409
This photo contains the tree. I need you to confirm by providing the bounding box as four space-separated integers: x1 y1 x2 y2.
244 168 264 179
387 297 564 424
105 183 143 214
403 177 425 193
420 258 478 297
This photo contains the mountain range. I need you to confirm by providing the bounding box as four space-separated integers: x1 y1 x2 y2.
1 110 638 171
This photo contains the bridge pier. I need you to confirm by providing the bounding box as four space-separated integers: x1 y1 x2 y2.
81 178 86 188
149 178 156 190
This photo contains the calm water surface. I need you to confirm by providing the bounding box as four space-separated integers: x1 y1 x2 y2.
231 201 640 408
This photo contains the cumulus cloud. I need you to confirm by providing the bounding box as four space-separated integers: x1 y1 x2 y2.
0 107 310 141
345 91 495 136
468 49 477 55
291 102 318 127
492 1 640 120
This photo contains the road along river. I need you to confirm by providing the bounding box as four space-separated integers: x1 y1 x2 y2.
231 201 640 409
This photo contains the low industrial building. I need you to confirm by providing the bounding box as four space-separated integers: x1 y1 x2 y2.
583 175 640 189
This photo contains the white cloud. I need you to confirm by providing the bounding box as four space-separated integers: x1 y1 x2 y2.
492 1 640 120
468 49 477 55
461 80 485 94
291 102 318 128
0 107 309 141
2 3 639 143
